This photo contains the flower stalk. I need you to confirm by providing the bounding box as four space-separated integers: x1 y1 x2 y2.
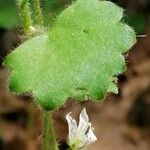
42 110 58 150
16 0 32 34
32 0 44 25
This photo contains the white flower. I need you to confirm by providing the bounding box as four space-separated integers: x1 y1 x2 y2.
66 108 97 150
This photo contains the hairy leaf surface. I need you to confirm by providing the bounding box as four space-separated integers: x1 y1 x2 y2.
4 0 136 110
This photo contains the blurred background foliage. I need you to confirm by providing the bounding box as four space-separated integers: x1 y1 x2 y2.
0 0 149 33
0 0 19 29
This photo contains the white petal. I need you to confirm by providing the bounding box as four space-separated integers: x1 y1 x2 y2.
66 113 78 144
80 108 89 123
66 108 97 150
78 108 89 134
86 125 97 145
79 124 97 147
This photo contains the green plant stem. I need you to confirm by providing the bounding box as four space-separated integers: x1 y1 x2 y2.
32 0 44 25
16 0 32 34
42 110 58 150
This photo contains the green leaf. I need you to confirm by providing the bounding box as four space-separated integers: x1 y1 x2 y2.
3 0 136 110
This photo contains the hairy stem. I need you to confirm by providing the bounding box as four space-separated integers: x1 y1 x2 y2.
42 110 58 150
32 0 44 25
16 0 32 34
